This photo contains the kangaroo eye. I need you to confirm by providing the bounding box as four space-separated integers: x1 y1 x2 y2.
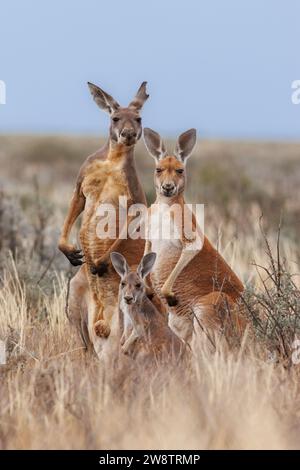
121 282 126 287
112 117 120 122
135 117 142 123
156 168 163 173
176 169 184 174
135 283 141 289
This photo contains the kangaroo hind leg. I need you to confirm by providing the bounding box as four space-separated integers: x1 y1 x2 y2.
193 291 246 347
67 266 91 348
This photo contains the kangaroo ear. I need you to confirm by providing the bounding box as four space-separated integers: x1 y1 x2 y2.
110 252 129 278
175 129 197 163
138 252 156 278
129 81 149 111
87 82 120 115
143 128 167 161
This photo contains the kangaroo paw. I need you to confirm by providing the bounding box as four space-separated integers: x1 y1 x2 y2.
67 249 84 266
146 288 154 300
90 261 109 277
59 244 84 266
165 294 179 307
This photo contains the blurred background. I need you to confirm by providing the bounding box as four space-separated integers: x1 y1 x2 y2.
0 0 300 138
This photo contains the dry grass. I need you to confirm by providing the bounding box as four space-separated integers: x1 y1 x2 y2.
0 134 300 450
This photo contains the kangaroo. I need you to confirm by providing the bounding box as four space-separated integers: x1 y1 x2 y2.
110 252 184 361
58 82 152 357
143 128 246 343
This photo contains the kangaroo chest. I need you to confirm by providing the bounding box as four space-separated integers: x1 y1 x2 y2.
147 203 194 290
80 155 143 265
82 160 130 212
147 204 182 255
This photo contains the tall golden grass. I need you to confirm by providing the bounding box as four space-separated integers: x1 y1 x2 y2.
1 254 300 449
0 135 300 449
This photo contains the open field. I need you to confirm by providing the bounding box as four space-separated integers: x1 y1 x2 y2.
0 134 300 449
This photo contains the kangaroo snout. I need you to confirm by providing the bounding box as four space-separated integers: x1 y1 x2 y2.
120 128 137 145
121 128 137 138
124 294 134 304
162 183 175 191
162 182 175 190
162 182 176 196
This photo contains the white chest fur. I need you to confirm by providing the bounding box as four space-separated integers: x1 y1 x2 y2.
121 299 133 330
147 203 182 254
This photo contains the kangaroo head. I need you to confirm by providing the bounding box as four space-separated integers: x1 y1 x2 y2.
110 252 156 305
143 128 197 198
88 82 149 147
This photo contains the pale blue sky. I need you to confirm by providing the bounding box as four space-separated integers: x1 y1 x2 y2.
0 0 299 139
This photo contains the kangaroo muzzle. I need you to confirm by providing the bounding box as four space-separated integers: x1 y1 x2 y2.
120 128 137 146
124 294 135 305
161 182 176 197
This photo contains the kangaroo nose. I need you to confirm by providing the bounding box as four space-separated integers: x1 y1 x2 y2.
163 183 175 190
121 128 137 138
124 295 134 304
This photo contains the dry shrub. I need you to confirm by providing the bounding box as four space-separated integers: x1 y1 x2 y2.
241 222 300 366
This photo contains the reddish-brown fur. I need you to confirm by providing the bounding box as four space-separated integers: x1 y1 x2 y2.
58 83 166 357
110 252 184 362
143 129 246 343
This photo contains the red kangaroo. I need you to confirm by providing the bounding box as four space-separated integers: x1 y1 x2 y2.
59 82 153 358
143 128 246 343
